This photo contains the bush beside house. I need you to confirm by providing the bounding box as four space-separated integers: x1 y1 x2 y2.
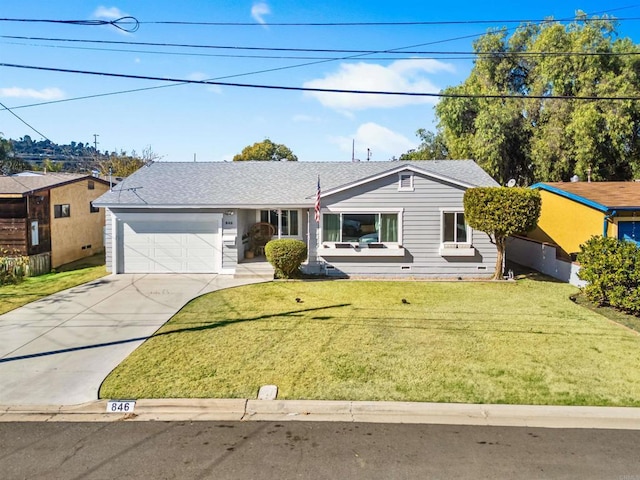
0 252 29 285
578 236 640 315
265 239 307 279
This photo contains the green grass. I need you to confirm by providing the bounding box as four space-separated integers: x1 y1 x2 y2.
0 256 107 315
100 278 640 406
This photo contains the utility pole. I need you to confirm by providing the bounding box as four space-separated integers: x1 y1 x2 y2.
93 134 99 152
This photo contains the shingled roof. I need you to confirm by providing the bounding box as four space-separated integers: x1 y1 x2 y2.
533 182 640 211
0 173 101 196
94 160 498 207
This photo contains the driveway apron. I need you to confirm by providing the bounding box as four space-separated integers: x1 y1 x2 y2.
0 274 261 405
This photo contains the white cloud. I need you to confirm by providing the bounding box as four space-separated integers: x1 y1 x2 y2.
0 87 64 100
303 59 455 111
251 2 271 24
93 6 126 19
330 123 417 159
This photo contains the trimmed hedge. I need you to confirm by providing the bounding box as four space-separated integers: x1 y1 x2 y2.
463 187 541 279
577 235 640 315
265 239 308 279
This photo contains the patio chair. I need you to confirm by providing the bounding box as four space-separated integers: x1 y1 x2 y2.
249 222 276 256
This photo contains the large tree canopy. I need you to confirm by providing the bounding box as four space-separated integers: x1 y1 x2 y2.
435 14 640 185
398 129 448 161
233 139 298 162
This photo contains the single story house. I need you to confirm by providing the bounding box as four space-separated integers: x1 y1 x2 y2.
0 172 111 273
507 181 640 286
527 182 640 257
93 160 499 278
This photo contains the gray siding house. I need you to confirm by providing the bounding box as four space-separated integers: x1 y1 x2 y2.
93 160 499 278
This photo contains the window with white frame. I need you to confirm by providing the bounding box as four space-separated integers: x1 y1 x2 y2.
442 211 469 244
398 172 414 191
260 209 299 236
322 212 399 243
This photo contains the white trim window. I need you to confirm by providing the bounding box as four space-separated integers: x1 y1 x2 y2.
260 209 300 237
398 172 414 191
439 210 474 256
322 212 400 244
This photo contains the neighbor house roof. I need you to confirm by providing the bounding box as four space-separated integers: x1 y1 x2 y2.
0 172 106 196
531 182 640 212
93 160 498 208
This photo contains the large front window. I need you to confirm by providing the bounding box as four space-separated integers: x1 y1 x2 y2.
322 213 398 243
260 210 299 236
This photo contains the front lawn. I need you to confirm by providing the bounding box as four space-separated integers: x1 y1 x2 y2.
100 279 640 406
0 261 107 315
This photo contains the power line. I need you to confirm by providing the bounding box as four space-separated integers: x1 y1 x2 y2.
4 38 639 60
2 41 483 60
0 16 139 32
4 34 639 57
0 99 50 140
5 11 633 27
136 16 640 26
2 62 640 101
2 6 635 114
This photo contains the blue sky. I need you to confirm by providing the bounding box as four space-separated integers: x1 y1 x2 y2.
1 2 640 163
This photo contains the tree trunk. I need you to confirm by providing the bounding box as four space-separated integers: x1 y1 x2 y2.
493 236 506 280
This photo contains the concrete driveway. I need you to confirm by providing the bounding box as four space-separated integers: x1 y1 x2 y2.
0 274 262 406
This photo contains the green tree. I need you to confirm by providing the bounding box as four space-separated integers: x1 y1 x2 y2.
96 146 160 177
41 158 64 172
233 139 298 162
97 151 144 177
435 13 640 185
0 134 8 162
398 129 448 161
463 187 541 280
0 135 30 175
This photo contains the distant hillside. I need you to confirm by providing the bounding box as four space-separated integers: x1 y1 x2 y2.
9 135 109 172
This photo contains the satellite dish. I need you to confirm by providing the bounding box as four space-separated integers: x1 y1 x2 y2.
506 179 516 187
570 175 580 182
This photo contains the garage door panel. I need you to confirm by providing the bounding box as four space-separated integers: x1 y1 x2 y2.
121 215 221 273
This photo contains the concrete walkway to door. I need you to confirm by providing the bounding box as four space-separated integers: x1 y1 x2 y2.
0 274 264 406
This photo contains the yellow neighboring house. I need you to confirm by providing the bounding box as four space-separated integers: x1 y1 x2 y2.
0 172 111 272
527 182 640 258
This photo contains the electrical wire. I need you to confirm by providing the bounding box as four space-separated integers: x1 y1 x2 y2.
0 16 139 32
3 34 639 57
1 6 636 114
2 62 639 101
0 99 50 140
2 41 482 60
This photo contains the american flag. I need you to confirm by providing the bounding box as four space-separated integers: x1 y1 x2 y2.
314 176 321 224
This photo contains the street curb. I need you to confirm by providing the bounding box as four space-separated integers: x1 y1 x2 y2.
1 400 640 429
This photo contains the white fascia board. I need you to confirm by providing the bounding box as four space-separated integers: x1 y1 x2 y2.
95 203 312 209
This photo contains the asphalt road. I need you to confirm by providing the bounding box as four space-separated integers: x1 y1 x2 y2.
2 422 640 479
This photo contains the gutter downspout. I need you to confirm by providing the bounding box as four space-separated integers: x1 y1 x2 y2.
603 210 617 237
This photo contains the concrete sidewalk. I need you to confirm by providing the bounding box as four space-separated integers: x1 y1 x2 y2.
1 399 640 430
0 274 263 405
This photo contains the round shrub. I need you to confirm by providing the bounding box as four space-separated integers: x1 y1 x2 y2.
578 235 640 315
265 239 307 279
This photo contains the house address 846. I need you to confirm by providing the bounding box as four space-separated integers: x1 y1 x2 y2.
106 400 136 413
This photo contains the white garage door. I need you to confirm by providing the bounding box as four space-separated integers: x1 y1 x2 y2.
121 214 221 273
